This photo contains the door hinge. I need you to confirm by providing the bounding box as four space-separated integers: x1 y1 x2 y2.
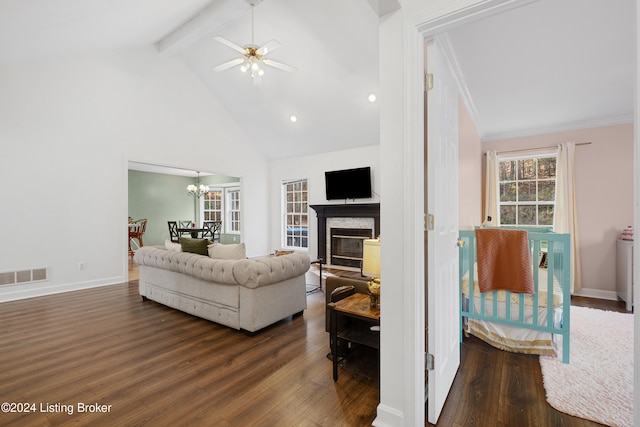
424 73 434 92
426 353 435 371
425 213 434 231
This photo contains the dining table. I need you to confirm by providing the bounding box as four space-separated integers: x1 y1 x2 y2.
177 227 204 239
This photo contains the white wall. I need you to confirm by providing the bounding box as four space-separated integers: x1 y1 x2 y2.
377 6 414 426
634 4 639 426
458 97 483 229
268 145 380 258
0 46 270 301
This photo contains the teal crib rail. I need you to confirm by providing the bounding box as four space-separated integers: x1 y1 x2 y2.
458 228 571 363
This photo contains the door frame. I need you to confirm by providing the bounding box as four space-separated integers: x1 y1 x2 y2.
377 1 542 425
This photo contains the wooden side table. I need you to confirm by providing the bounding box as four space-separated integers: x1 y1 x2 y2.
329 292 380 381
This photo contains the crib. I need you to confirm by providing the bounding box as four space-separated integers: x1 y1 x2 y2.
459 228 571 363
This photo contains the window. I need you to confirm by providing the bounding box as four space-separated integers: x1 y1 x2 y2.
282 179 308 249
227 187 241 233
203 189 223 224
199 185 241 235
498 156 556 226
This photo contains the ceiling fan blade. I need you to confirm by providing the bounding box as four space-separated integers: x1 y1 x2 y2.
262 58 297 72
214 36 247 55
212 58 245 72
256 40 280 56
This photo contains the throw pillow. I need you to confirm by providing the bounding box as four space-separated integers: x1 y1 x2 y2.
208 242 247 260
179 237 210 256
275 250 294 256
164 239 182 252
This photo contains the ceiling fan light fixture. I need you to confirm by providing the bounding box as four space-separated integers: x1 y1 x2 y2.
212 0 295 83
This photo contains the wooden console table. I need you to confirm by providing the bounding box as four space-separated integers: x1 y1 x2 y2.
328 292 380 381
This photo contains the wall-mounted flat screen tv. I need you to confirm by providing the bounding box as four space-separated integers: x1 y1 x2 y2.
325 167 372 200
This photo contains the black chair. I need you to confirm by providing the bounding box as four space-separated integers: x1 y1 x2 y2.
327 284 356 360
168 221 179 243
202 221 222 242
178 220 193 237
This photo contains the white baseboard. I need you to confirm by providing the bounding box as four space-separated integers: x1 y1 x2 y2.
373 403 404 427
0 277 125 303
573 288 618 301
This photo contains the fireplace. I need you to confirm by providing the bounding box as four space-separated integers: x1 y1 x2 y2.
330 228 374 267
309 203 380 268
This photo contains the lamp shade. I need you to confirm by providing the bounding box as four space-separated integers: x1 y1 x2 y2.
362 238 381 277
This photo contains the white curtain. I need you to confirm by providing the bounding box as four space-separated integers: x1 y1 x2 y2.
483 151 498 226
555 142 581 293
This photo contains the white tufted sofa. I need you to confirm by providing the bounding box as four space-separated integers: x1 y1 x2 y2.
133 247 310 333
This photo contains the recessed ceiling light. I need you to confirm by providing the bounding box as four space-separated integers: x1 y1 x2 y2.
368 93 377 103
290 115 298 122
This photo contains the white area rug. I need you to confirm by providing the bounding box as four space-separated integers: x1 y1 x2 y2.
539 306 634 427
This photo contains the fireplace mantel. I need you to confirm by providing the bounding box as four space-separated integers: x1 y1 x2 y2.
310 203 380 263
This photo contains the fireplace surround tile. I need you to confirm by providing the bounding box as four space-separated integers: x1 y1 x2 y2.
310 203 380 266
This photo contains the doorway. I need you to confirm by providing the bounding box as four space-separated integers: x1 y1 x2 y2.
126 161 240 280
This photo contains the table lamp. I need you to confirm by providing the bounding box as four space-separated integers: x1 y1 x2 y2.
362 237 381 307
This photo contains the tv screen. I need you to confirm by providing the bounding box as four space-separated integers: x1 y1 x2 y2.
325 167 372 200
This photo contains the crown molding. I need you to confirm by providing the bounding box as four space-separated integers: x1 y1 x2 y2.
481 115 634 142
435 33 485 137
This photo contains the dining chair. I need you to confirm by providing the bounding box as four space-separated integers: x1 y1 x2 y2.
179 220 193 237
129 218 147 257
168 221 179 243
202 221 222 242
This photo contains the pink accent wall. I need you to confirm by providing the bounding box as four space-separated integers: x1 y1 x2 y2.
482 124 634 296
458 99 482 228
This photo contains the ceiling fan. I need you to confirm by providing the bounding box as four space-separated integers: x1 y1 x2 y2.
212 0 296 84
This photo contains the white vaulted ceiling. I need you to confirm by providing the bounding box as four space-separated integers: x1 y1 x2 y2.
172 0 381 158
0 0 214 64
444 0 635 141
0 0 634 158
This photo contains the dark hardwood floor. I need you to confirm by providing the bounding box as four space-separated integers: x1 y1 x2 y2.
431 295 628 427
0 264 628 426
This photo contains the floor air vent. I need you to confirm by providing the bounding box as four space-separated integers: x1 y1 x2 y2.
0 268 48 286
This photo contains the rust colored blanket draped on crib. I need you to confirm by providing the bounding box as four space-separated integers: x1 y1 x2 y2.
475 228 534 294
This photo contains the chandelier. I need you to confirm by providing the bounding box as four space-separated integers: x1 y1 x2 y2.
187 171 209 198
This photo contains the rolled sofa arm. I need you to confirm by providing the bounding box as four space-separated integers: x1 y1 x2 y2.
233 253 311 289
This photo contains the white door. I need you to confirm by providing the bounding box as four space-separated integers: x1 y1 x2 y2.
426 37 460 424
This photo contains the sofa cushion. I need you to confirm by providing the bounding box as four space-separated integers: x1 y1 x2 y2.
164 239 182 252
180 237 210 255
208 242 246 260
